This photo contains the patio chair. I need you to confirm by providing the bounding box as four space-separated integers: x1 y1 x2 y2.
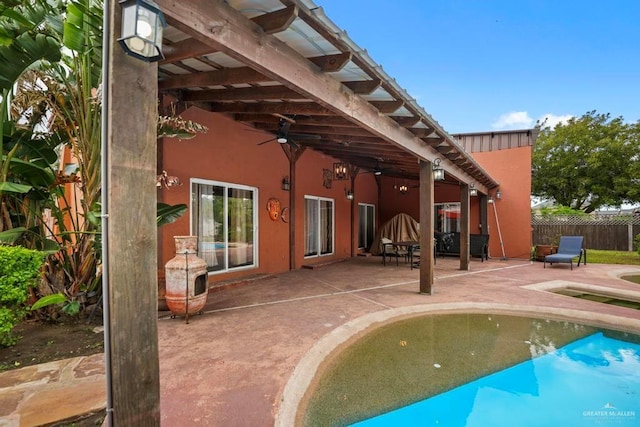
543 236 585 270
381 237 409 266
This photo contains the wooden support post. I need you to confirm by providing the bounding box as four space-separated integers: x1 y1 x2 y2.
479 193 488 235
460 184 470 271
283 145 305 270
105 2 160 424
419 160 434 294
348 165 359 257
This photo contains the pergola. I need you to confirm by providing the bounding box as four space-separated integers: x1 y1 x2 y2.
102 1 500 424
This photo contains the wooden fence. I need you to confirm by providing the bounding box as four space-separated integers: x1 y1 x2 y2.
532 216 640 251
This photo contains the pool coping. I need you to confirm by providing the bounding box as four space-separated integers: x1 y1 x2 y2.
275 301 640 427
523 280 640 303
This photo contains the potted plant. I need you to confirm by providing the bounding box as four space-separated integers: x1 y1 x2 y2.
534 234 560 262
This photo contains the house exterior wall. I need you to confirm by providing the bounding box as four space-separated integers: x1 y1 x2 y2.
158 108 380 283
471 145 533 259
159 107 534 287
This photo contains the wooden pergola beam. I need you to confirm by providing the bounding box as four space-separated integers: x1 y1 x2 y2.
309 52 352 72
160 37 216 64
208 101 337 115
184 85 303 102
159 67 272 90
251 5 298 34
342 78 380 94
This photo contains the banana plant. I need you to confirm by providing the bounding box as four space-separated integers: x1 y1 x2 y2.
0 1 63 233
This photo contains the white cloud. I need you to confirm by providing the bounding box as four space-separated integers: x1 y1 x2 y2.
491 111 534 130
536 113 573 130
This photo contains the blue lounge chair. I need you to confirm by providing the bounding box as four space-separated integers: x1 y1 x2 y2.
544 236 586 270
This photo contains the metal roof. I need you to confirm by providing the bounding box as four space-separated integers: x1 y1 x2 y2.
155 0 500 190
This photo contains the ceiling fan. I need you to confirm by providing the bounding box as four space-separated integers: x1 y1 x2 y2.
256 116 321 148
360 158 395 176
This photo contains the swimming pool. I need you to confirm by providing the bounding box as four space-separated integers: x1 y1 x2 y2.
352 332 640 426
300 313 640 427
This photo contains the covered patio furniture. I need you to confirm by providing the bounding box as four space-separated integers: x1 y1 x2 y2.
370 213 420 256
544 236 586 270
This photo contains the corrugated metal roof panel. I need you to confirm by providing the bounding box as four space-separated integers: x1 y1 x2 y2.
455 130 537 152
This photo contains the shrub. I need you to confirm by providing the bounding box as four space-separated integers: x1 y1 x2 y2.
635 234 640 256
0 245 45 347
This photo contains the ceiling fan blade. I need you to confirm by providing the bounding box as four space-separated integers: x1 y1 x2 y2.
257 137 276 146
283 137 299 149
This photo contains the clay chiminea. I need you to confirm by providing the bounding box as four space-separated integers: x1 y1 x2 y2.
164 236 208 322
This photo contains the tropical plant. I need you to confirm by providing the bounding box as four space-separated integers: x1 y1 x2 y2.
532 111 640 213
0 0 63 237
0 0 103 305
1 1 201 317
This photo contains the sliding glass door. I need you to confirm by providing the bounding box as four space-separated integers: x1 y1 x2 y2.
358 203 375 250
435 203 460 233
191 179 257 274
304 196 334 257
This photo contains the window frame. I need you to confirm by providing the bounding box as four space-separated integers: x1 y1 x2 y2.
190 178 259 275
303 195 335 259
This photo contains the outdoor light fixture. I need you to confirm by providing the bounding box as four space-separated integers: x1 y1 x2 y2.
399 184 408 195
333 162 349 180
496 189 502 199
432 158 445 181
281 176 290 191
344 187 354 200
469 183 478 197
118 0 166 62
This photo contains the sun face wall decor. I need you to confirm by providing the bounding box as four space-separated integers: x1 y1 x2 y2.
267 198 281 221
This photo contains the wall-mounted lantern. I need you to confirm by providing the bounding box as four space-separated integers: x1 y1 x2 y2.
118 0 166 62
344 187 354 200
469 183 478 197
281 176 290 191
432 158 445 181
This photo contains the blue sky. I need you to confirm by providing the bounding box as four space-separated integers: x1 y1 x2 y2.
314 0 640 134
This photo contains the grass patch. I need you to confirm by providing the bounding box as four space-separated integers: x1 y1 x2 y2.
586 249 640 265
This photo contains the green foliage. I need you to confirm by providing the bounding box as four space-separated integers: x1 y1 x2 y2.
635 234 640 256
0 245 44 346
532 111 640 213
157 203 188 227
30 292 65 310
534 205 588 217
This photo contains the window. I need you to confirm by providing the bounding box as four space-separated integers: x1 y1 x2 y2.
358 203 375 250
304 196 334 257
191 179 257 274
435 203 460 233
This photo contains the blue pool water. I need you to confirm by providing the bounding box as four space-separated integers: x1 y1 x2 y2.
352 333 640 426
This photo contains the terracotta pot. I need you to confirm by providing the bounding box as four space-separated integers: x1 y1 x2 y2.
535 244 558 262
165 236 208 317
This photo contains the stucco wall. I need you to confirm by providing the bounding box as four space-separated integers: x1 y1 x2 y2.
158 108 380 282
472 146 533 259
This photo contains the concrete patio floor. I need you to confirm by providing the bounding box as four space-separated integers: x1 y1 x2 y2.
2 256 640 426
